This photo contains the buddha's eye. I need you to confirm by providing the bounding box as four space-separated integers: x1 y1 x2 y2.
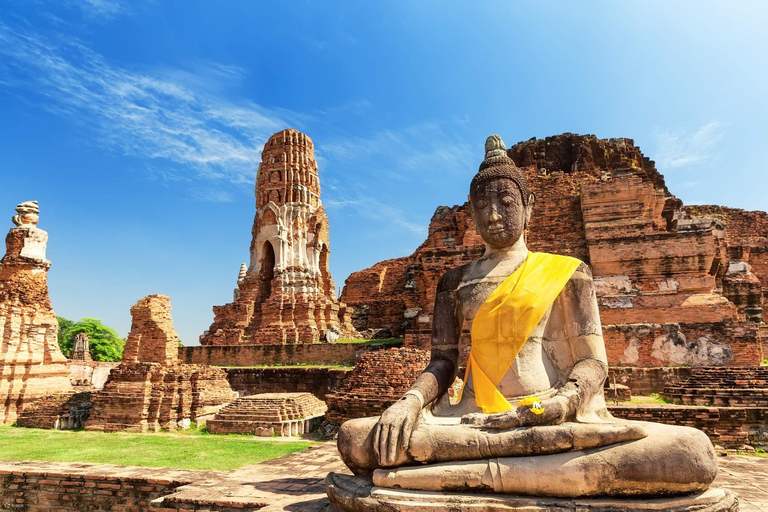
501 195 514 206
475 199 488 209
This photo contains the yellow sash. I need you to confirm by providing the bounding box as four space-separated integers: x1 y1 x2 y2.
462 252 582 413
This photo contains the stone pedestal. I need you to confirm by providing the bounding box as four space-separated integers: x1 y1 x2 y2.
326 473 739 512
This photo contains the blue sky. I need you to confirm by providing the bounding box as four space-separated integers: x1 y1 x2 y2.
1 1 766 344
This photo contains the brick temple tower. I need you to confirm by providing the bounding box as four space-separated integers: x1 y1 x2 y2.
200 129 354 345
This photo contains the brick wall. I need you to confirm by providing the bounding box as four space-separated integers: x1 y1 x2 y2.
609 405 768 449
181 342 399 367
225 367 350 400
607 366 693 395
0 460 212 512
604 322 762 367
68 361 118 389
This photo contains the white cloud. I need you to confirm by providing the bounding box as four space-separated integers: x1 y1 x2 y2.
324 197 427 236
0 22 293 185
317 123 475 237
74 0 126 18
190 189 234 203
319 123 475 180
653 121 723 170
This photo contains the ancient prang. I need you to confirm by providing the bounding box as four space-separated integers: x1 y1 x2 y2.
0 201 73 424
86 295 237 432
343 133 765 367
201 128 354 345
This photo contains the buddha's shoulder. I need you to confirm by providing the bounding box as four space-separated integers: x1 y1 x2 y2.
534 252 592 281
436 263 473 293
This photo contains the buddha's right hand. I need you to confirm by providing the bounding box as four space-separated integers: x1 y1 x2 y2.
460 410 520 429
373 394 422 466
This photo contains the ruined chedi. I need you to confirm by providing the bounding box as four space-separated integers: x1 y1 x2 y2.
201 129 354 345
0 201 73 424
87 294 236 432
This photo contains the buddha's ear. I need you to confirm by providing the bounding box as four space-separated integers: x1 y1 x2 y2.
467 194 474 219
525 193 536 227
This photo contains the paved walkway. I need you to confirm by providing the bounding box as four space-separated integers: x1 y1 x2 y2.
155 442 768 511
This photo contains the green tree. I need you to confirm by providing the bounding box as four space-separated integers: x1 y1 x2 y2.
57 317 125 362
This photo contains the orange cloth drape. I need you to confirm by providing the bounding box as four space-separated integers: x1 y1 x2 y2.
462 252 581 413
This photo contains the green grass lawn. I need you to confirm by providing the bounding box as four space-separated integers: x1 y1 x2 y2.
628 393 674 405
0 426 316 471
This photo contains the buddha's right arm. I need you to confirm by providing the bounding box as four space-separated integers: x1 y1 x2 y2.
408 271 463 406
373 270 463 465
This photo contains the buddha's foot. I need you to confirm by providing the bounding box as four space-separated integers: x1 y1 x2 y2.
326 473 739 512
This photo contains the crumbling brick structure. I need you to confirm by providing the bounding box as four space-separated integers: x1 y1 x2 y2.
201 129 355 346
86 295 236 432
325 347 429 424
342 134 765 367
70 332 92 362
0 201 72 424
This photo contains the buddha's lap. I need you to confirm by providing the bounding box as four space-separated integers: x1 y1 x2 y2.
338 416 716 485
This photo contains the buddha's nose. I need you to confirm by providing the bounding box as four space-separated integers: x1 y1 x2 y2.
489 207 502 223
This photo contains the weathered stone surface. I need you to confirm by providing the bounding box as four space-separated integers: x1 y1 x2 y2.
208 392 327 436
326 473 739 511
342 133 763 366
0 201 72 424
201 129 355 346
86 295 237 432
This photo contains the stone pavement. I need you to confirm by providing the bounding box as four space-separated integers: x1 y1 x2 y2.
154 441 768 511
714 454 768 512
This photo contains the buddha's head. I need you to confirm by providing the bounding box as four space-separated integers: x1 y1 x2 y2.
469 135 534 248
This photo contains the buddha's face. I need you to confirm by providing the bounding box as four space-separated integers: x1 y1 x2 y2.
470 178 533 248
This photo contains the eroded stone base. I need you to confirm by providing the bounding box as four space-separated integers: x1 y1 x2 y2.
325 473 739 512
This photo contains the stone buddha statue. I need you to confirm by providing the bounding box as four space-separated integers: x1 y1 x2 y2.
327 136 736 511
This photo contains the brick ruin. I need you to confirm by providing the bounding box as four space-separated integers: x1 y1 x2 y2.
70 332 92 362
86 295 237 432
342 133 765 367
208 392 327 437
325 347 430 424
200 129 355 346
0 201 72 424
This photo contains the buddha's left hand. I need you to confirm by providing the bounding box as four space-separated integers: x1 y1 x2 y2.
460 397 570 429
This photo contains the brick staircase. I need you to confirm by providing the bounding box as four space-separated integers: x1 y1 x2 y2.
207 392 327 437
662 366 768 407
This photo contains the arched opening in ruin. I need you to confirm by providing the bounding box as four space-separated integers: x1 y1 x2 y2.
259 241 276 299
318 244 331 296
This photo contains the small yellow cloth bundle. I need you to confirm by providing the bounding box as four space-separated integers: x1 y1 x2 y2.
517 396 545 415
